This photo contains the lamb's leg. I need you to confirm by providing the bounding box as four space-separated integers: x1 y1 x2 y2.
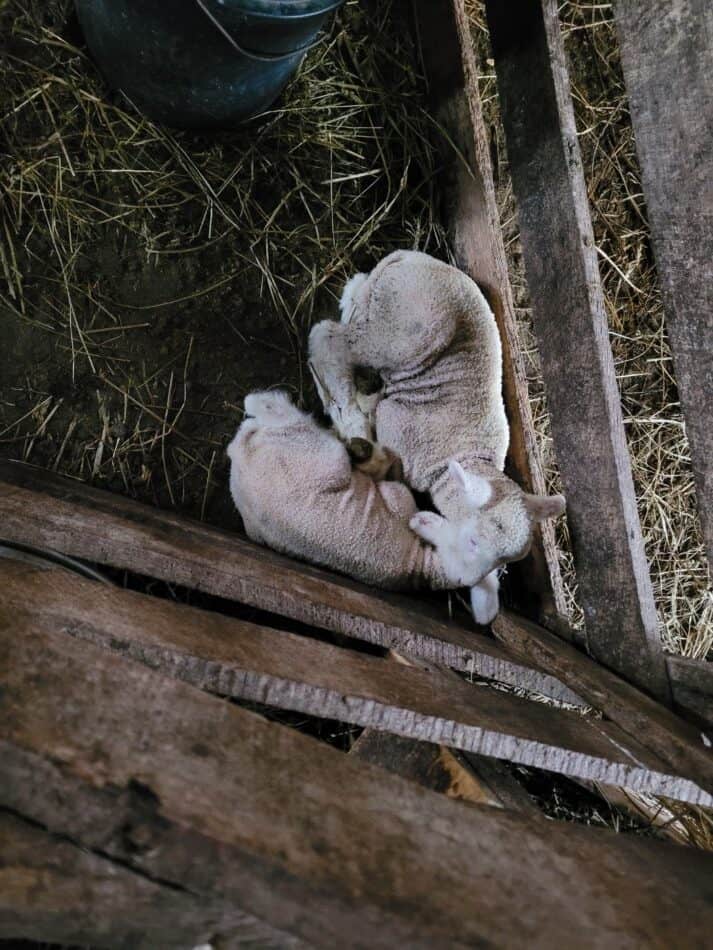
309 320 372 442
469 571 500 626
377 480 418 519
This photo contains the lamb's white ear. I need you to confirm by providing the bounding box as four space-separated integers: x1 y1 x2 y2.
340 272 368 322
409 511 446 545
448 460 493 510
470 572 500 626
526 493 566 522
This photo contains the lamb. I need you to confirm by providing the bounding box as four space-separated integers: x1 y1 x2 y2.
308 249 565 624
228 389 494 593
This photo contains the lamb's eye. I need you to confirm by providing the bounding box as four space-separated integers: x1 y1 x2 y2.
468 537 478 551
493 519 504 533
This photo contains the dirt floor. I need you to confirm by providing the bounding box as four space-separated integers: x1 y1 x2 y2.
0 0 447 530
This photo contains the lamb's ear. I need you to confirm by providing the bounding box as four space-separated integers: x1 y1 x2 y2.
409 511 446 545
448 460 493 510
525 493 566 522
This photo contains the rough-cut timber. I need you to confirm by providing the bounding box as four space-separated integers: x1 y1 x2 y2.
412 0 566 620
6 562 706 801
667 655 713 728
0 459 581 704
485 0 671 702
494 611 713 796
0 811 301 950
614 0 713 573
350 731 542 816
2 619 713 948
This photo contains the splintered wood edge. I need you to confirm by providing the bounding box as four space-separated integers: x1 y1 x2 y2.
0 462 584 707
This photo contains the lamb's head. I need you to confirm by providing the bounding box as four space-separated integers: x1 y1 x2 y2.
410 460 565 588
243 390 308 427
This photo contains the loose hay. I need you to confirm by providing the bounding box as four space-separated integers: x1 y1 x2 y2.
0 0 447 525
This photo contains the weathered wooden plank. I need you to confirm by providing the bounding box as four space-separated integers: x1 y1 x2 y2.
351 731 503 807
351 730 542 817
0 811 301 950
413 0 567 620
667 655 713 728
494 610 713 796
614 0 713 573
352 651 543 815
3 561 708 803
484 0 671 702
2 618 713 947
0 459 581 704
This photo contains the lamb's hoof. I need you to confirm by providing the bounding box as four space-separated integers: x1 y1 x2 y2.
347 437 373 463
470 585 499 627
354 442 401 482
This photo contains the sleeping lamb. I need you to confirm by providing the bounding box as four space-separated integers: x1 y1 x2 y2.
228 389 494 593
308 249 565 624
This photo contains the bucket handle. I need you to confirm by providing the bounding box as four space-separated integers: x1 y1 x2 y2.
193 0 343 63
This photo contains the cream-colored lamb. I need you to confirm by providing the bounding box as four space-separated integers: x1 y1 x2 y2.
308 250 565 624
228 390 493 593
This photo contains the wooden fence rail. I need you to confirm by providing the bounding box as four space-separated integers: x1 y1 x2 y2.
614 0 713 574
0 460 580 703
4 560 708 803
2 617 713 947
484 0 671 702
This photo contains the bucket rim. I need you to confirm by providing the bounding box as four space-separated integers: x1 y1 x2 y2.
212 0 346 21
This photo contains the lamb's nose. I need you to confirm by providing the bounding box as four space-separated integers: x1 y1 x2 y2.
347 438 374 463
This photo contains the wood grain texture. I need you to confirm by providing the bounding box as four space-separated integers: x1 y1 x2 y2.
0 459 581 704
350 730 542 816
0 811 301 950
485 0 671 701
5 561 706 801
2 618 713 948
614 0 713 572
494 610 713 796
412 0 567 619
667 655 713 728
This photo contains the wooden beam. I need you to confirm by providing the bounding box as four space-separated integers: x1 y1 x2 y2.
2 618 713 946
5 561 706 802
0 811 300 950
0 459 581 705
614 0 713 573
351 730 542 816
412 0 567 620
484 0 671 701
351 651 543 816
494 610 713 796
667 655 713 728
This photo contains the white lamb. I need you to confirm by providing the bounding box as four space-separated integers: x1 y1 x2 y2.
308 250 566 624
228 389 496 593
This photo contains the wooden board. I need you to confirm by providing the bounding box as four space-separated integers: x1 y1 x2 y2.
0 459 582 705
350 730 542 816
614 0 713 573
5 561 706 802
667 655 713 728
412 0 567 620
2 618 713 947
0 811 301 950
484 0 671 702
494 611 713 797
